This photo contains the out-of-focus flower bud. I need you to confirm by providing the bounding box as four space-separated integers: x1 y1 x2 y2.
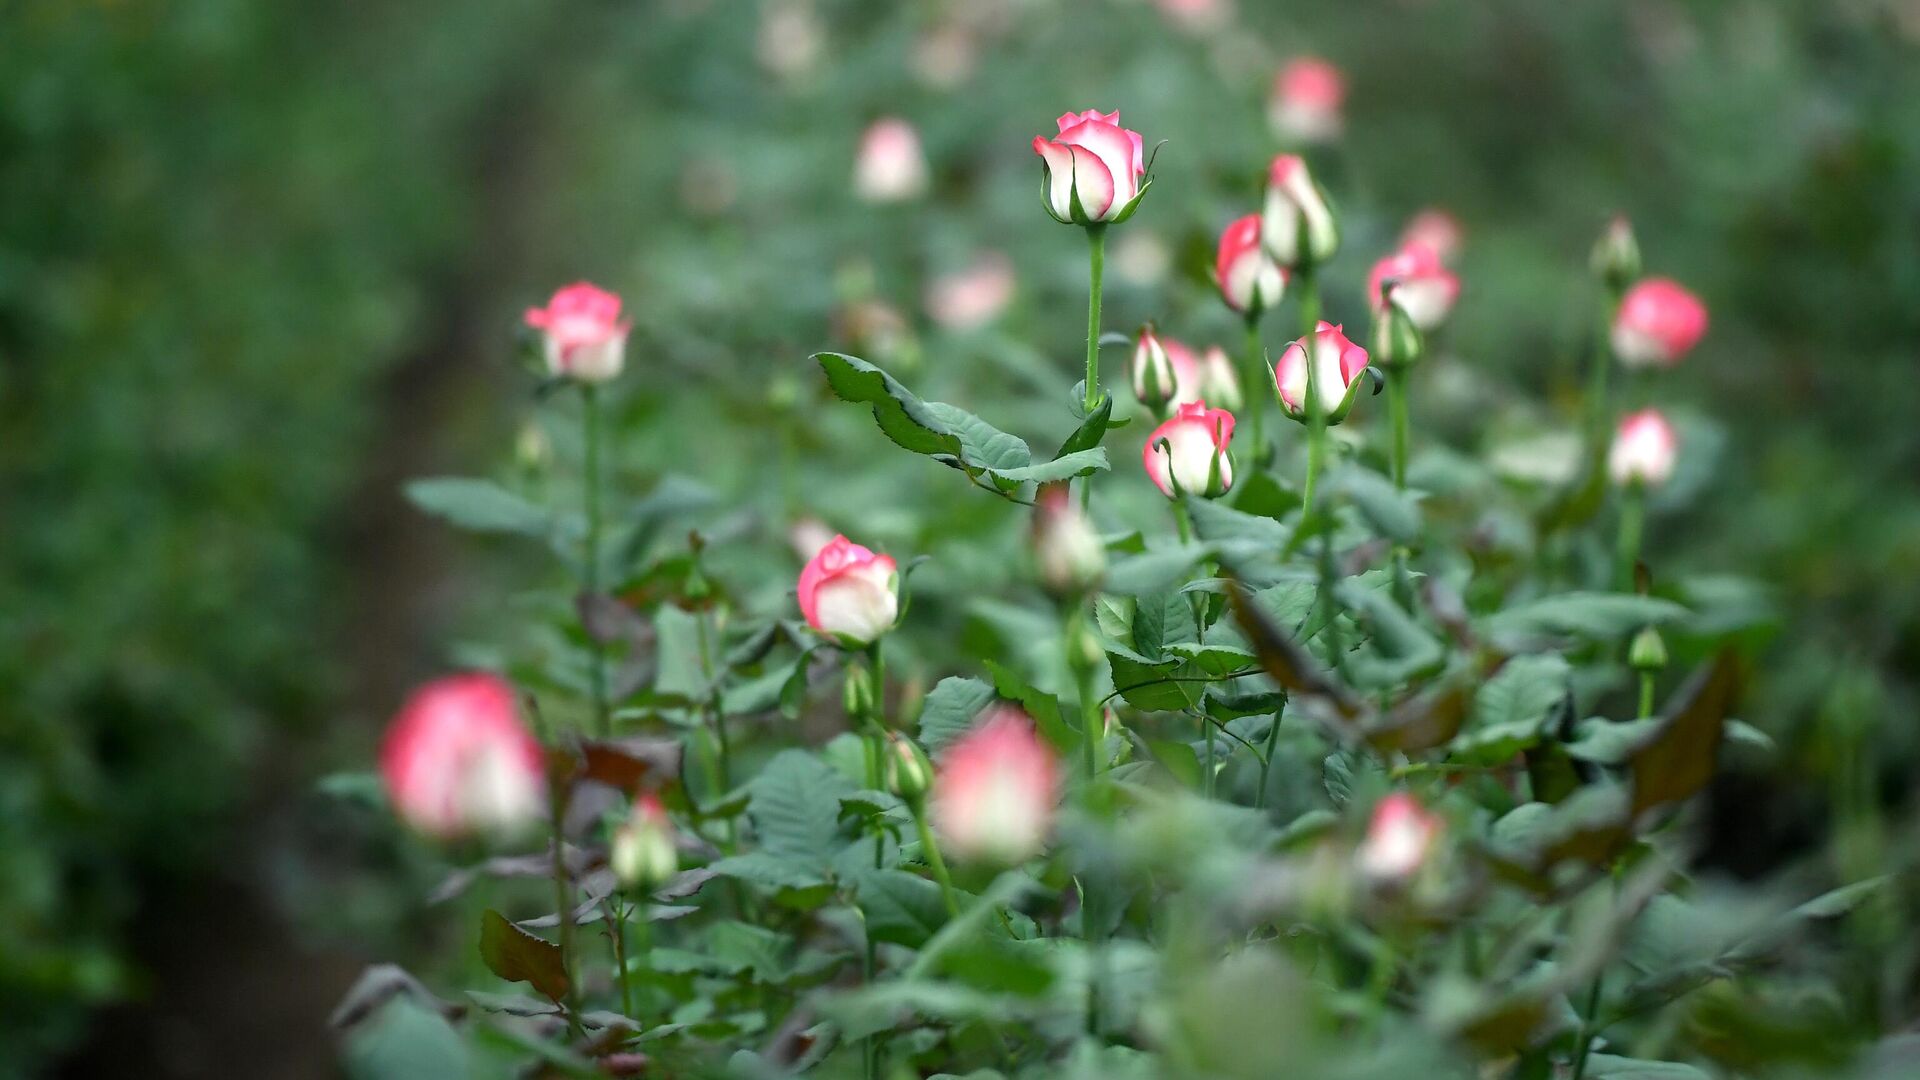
1369 285 1425 370
1033 109 1149 225
514 423 552 473
853 118 929 203
1268 57 1345 144
1591 215 1642 293
1274 321 1370 424
757 0 824 80
1357 792 1441 882
610 793 678 891
1629 626 1669 673
1215 213 1288 316
1612 278 1708 368
1608 409 1680 488
524 283 630 383
380 674 546 839
842 658 876 719
1400 209 1464 264
1261 154 1339 269
788 517 836 562
1131 324 1180 412
1155 0 1233 35
924 252 1015 331
798 535 900 646
1032 484 1106 595
884 732 934 803
1197 345 1243 411
932 707 1059 864
1143 401 1237 498
1368 244 1460 332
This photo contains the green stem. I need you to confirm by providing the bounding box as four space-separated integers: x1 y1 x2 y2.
913 806 962 918
1084 225 1108 413
1068 606 1101 781
548 778 583 1037
1638 671 1656 721
1171 499 1193 544
1386 365 1410 491
1203 712 1216 798
610 898 634 1019
1243 313 1265 464
1256 695 1288 810
581 383 610 738
1586 288 1622 446
1297 266 1325 519
1616 483 1645 590
1571 970 1606 1080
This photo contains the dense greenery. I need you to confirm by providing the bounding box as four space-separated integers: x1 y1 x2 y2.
4 0 1917 1075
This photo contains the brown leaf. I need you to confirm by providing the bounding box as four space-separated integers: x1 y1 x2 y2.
1364 682 1471 753
1223 579 1362 719
575 736 684 792
1630 651 1741 817
479 909 570 1003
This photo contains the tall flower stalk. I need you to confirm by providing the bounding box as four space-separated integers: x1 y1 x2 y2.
580 384 610 736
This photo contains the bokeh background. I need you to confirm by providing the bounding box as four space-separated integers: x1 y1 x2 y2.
4 0 1917 1075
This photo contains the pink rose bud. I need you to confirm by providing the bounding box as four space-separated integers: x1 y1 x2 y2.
924 252 1015 331
1143 400 1237 498
932 707 1059 864
1197 345 1243 411
853 117 929 203
379 674 546 839
524 282 631 383
1163 336 1206 410
1274 321 1370 424
1261 154 1339 269
1131 324 1182 411
1611 278 1707 368
610 793 679 890
1608 409 1679 488
1032 109 1149 225
1215 213 1288 316
1358 792 1442 881
1032 484 1107 594
1268 57 1346 144
1368 244 1461 331
797 534 900 645
1591 214 1642 290
1400 209 1464 264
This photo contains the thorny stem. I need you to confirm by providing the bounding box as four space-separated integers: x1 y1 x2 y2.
913 805 962 919
1243 313 1266 464
581 383 610 738
1084 224 1108 414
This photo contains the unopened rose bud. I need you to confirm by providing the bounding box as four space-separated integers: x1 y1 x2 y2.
524 283 631 383
1369 287 1425 370
1032 109 1150 226
1629 626 1669 673
514 423 551 472
1143 401 1237 499
1274 321 1370 425
1197 345 1243 411
1400 209 1464 264
380 674 546 839
1612 278 1708 369
1591 215 1642 292
1130 325 1180 412
611 794 678 891
924 252 1015 331
1032 485 1106 595
1215 214 1288 316
1608 409 1680 488
1368 244 1460 332
1268 57 1345 144
932 708 1059 864
884 733 934 803
852 118 929 204
843 659 877 720
1261 154 1339 269
1357 792 1441 882
798 535 900 646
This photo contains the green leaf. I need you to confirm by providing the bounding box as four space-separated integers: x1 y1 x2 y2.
342 997 470 1080
917 676 997 757
982 659 1077 755
1131 589 1198 661
1485 593 1689 645
708 852 830 896
853 868 951 947
1055 392 1114 458
478 909 569 1003
923 402 1031 472
1103 543 1215 596
1584 1055 1710 1079
1165 642 1257 676
815 352 959 458
652 605 708 702
1450 654 1571 764
1108 653 1207 712
1332 466 1420 542
748 751 853 864
405 477 551 537
988 447 1110 486
1185 498 1289 562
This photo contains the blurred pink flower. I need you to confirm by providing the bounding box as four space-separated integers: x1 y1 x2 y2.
925 253 1015 330
1369 244 1461 331
1274 321 1369 422
1613 278 1708 368
853 118 929 203
524 282 630 383
1269 57 1345 143
1358 793 1441 881
1609 409 1680 488
797 534 899 645
380 674 546 839
932 707 1059 863
1400 208 1464 264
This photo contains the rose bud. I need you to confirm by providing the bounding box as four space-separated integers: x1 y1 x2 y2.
1163 336 1206 409
1131 324 1181 412
1268 56 1345 144
1612 277 1707 368
1143 401 1237 499
1629 625 1669 674
1197 345 1243 411
884 732 935 804
1590 214 1642 292
798 535 900 646
379 673 546 839
1608 408 1680 488
1274 321 1371 424
1400 209 1464 264
852 117 929 204
1261 154 1339 270
932 707 1060 864
924 252 1015 331
1032 484 1107 595
1370 284 1424 370
1215 213 1288 316
610 793 679 891
1032 109 1149 226
1357 792 1442 882
524 282 631 383
1368 244 1461 331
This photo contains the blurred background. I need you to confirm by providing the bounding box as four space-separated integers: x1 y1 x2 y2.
3 0 1917 1075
